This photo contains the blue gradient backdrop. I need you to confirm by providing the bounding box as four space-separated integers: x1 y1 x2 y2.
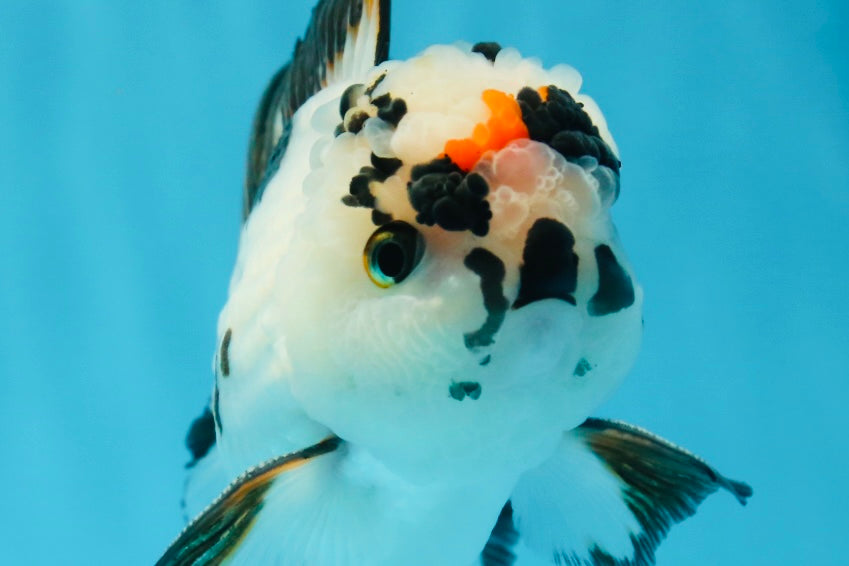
1 1 847 564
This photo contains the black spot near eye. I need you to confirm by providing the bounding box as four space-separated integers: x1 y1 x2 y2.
588 244 635 316
513 219 578 309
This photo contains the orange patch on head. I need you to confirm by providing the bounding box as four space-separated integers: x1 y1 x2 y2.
443 89 529 171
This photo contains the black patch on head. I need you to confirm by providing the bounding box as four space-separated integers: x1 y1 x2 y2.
408 158 492 236
463 248 509 349
371 209 393 226
573 357 592 377
481 501 519 565
588 244 634 316
364 72 387 96
371 92 391 108
512 218 578 309
449 381 482 401
370 153 402 177
517 85 620 175
220 328 232 377
344 110 370 134
185 406 216 467
377 97 407 126
472 42 502 62
339 83 366 118
344 170 378 208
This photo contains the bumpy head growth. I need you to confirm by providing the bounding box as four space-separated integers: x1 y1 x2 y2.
260 43 641 477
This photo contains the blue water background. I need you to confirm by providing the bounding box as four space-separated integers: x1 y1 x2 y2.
1 1 847 563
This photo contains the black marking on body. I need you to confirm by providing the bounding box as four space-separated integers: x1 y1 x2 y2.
512 218 578 309
463 248 509 349
479 354 492 366
573 357 592 377
408 157 492 236
588 244 635 316
220 328 232 377
449 381 482 401
516 85 620 175
185 406 216 467
481 501 519 566
472 41 502 62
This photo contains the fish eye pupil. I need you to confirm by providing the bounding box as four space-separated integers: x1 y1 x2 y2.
364 221 425 288
376 241 405 278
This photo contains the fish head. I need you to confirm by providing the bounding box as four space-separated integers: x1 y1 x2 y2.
263 44 643 478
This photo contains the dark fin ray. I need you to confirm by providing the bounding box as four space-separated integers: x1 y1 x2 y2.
575 418 752 565
158 437 342 566
508 420 751 566
578 418 753 507
480 501 518 566
244 0 391 219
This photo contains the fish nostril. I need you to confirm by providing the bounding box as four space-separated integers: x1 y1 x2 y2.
512 218 578 309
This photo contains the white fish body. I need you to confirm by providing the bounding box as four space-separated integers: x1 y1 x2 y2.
162 2 750 565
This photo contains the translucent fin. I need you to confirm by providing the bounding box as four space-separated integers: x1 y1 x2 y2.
501 419 752 566
244 0 391 218
158 437 342 566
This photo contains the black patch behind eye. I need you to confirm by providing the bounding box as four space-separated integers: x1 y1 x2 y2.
588 244 634 316
463 248 509 349
220 328 232 377
472 41 502 62
513 218 578 309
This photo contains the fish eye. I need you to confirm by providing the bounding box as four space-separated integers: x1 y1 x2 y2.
363 221 425 288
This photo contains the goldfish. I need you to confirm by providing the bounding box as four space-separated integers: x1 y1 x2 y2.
158 0 751 564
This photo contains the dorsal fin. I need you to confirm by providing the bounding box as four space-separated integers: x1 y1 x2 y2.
243 0 391 219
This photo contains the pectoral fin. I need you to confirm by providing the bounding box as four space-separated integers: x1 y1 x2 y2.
157 436 342 566
492 419 751 565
